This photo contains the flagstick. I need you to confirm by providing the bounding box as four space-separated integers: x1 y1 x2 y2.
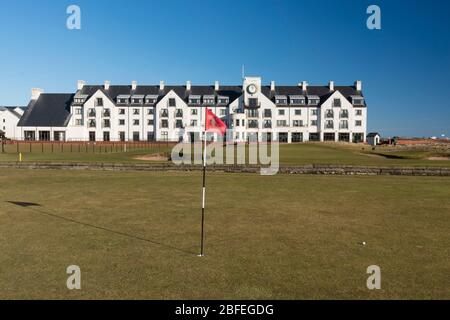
199 127 207 257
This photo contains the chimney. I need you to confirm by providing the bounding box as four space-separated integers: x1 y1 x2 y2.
215 81 219 91
186 80 191 91
77 80 85 90
270 81 275 91
31 88 43 100
104 80 110 90
159 80 165 91
329 81 334 91
301 81 308 92
131 80 137 91
355 80 362 91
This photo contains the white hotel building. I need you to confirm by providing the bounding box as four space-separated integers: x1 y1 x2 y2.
16 77 367 143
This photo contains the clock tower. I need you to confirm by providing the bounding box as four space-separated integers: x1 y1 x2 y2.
243 76 261 107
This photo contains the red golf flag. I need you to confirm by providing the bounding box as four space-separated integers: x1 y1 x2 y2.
205 108 227 136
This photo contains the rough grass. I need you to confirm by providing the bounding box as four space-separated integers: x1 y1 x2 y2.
0 169 449 299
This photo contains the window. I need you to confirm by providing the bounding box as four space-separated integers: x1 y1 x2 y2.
277 120 287 127
189 96 200 105
355 120 362 126
175 120 183 128
235 119 240 126
148 108 154 115
325 120 334 129
133 132 140 141
218 97 229 105
88 108 96 117
339 120 348 129
355 109 362 116
133 119 139 126
247 109 259 118
275 98 287 105
161 132 168 141
248 120 258 128
311 120 318 126
119 132 125 141
203 96 215 105
292 133 303 142
293 120 303 127
88 119 96 127
96 98 103 106
161 109 168 117
89 132 96 141
325 110 334 118
132 98 141 104
147 119 154 126
168 98 176 107
118 98 128 104
308 98 319 105
290 98 305 105
147 132 154 141
133 109 140 115
75 119 82 126
311 109 318 116
75 108 82 115
278 109 285 116
190 120 198 126
24 131 36 141
353 98 364 105
119 119 125 125
191 108 198 115
248 98 258 108
220 109 226 116
103 109 110 117
103 132 110 142
333 99 341 107
161 120 168 128
264 109 272 117
103 119 110 128
175 109 183 117
119 109 125 115
340 110 348 118
295 109 301 115
263 120 272 128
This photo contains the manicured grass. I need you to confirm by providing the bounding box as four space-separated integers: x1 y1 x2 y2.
0 169 448 299
1 142 450 167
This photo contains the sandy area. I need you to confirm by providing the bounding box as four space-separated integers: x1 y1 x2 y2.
427 157 450 161
134 153 169 161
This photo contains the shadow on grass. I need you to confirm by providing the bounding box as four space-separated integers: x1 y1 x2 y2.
6 200 196 256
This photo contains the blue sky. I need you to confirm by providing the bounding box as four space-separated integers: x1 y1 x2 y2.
0 0 449 137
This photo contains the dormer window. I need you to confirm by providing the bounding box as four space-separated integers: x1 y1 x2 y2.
203 95 215 105
131 95 144 105
289 95 305 105
307 95 320 105
275 95 287 105
74 98 85 104
189 95 201 105
145 95 158 104
351 96 364 105
217 96 229 105
117 95 130 105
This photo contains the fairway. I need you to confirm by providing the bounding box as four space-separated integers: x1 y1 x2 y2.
1 142 450 167
0 169 449 299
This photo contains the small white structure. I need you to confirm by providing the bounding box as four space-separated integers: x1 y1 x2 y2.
367 132 380 146
0 106 25 139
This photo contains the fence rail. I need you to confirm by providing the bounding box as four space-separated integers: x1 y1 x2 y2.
0 140 176 154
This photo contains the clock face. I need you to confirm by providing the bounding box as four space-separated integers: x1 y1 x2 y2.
247 84 257 94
